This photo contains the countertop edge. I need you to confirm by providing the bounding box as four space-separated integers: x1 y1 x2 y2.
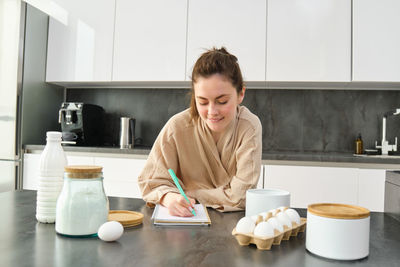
23 145 400 169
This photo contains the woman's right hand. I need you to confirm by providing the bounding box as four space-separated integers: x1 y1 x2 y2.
160 192 196 217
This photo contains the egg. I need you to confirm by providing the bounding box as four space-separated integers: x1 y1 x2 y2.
236 217 255 234
276 212 292 229
253 221 274 238
98 221 124 242
277 206 288 212
267 217 284 233
250 215 258 223
258 211 272 221
268 208 280 216
285 208 301 225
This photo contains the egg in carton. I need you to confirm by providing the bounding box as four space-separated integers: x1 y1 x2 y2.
232 207 307 250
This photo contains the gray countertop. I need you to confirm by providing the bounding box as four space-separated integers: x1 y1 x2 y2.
1 190 400 267
24 144 400 167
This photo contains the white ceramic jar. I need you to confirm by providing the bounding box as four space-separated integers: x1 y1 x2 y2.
306 203 370 260
245 188 290 217
56 166 109 237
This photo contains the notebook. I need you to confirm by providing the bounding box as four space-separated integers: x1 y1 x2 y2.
152 204 211 226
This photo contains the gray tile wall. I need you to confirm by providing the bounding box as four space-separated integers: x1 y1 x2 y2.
67 89 400 153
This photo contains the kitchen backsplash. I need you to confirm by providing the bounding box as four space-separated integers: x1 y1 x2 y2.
66 88 400 153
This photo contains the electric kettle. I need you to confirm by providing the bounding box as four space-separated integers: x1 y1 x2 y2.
119 117 135 149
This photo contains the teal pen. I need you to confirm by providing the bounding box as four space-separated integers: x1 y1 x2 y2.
168 169 196 216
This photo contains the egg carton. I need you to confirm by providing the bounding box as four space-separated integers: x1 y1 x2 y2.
232 217 307 250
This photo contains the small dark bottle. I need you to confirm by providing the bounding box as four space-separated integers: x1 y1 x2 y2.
355 134 363 154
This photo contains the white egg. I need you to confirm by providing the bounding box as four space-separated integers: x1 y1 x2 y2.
277 206 288 212
258 211 272 221
276 212 292 229
253 222 274 238
285 208 301 225
258 212 267 220
236 217 255 234
267 217 284 233
268 208 281 216
98 221 124 242
250 215 258 223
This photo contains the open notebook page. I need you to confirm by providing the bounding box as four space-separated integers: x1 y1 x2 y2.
152 204 211 224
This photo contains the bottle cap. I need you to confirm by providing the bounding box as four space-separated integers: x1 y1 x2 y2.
46 131 62 140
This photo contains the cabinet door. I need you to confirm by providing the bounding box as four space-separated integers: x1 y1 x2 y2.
358 169 385 212
353 0 400 81
23 154 95 190
0 161 15 192
113 0 187 81
266 0 351 82
46 0 115 81
66 155 95 165
94 157 146 198
23 153 41 190
186 0 266 81
264 165 358 208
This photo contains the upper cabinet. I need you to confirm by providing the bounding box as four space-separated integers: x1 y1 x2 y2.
46 0 115 82
353 0 400 82
112 0 187 81
186 0 267 81
45 0 400 86
266 0 351 82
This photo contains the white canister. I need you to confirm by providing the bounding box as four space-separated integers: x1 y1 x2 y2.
245 188 290 217
306 203 370 260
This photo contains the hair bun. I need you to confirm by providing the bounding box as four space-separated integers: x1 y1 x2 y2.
215 47 237 62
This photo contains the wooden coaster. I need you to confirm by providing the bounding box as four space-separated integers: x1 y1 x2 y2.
108 210 144 227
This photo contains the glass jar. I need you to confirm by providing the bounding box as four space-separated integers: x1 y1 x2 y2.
55 166 109 237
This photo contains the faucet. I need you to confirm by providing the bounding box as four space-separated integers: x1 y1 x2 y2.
375 108 400 155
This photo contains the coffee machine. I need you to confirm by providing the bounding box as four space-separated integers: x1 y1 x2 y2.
59 102 105 146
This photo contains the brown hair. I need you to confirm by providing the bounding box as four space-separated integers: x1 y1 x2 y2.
189 47 244 119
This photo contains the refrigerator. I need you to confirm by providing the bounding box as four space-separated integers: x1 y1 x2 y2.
0 1 65 192
0 0 23 192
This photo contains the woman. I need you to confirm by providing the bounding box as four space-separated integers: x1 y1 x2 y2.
138 47 262 216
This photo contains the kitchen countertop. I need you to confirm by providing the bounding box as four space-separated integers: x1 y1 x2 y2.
1 190 400 267
24 144 400 168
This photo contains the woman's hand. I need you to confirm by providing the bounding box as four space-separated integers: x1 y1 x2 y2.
160 192 196 217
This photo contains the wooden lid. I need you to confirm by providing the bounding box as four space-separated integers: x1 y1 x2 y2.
308 203 370 219
64 165 103 173
108 210 144 228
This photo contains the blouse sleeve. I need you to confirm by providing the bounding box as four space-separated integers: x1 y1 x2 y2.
188 121 262 212
137 123 180 207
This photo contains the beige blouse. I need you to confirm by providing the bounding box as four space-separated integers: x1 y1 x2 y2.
138 106 262 212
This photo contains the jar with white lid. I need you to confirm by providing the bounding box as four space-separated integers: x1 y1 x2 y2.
55 166 109 237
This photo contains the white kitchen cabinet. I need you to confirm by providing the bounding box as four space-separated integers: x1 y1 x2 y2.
353 0 400 82
23 153 40 190
46 0 115 82
112 0 187 81
66 155 95 165
264 165 386 211
266 0 351 82
186 0 266 81
23 154 95 190
94 157 146 198
264 165 359 208
357 169 385 212
23 152 145 199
